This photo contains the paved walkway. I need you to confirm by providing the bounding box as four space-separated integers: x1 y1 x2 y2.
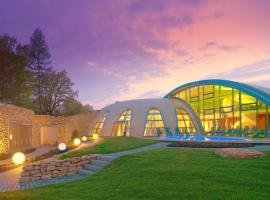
0 145 55 166
246 145 270 151
109 142 169 157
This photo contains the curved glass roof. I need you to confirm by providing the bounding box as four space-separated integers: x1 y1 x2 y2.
164 79 270 105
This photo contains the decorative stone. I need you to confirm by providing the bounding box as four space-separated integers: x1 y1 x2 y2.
216 148 265 159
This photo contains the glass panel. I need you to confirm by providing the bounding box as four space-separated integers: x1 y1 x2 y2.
176 108 196 135
112 109 132 136
91 112 108 135
144 108 165 136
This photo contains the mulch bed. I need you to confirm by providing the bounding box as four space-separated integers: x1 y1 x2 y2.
216 148 265 158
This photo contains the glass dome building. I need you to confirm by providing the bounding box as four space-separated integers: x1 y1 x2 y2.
164 79 270 135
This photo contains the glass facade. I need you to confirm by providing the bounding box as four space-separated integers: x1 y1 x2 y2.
144 108 165 136
112 109 132 136
91 112 108 135
176 108 196 135
170 84 270 136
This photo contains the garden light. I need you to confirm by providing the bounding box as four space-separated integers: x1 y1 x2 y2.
82 136 87 142
73 138 81 146
58 143 67 151
12 152 25 165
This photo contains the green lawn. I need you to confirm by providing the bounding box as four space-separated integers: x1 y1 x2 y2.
61 137 158 159
2 148 270 200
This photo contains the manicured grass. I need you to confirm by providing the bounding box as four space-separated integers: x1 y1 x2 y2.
2 148 270 200
61 137 158 159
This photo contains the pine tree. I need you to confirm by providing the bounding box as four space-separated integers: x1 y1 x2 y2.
28 28 51 113
0 33 33 107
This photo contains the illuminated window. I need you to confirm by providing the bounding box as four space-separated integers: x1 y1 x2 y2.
171 84 269 134
91 112 108 135
112 109 132 136
144 108 165 136
176 109 196 134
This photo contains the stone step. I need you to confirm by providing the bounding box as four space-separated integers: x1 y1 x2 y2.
78 169 94 176
91 160 110 167
85 164 102 172
96 155 115 162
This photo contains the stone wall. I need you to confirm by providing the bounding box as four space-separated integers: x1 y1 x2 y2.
0 103 100 152
0 103 40 153
20 155 97 182
0 112 9 153
35 111 99 144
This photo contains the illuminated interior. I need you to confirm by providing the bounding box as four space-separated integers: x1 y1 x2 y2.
144 108 165 136
91 112 108 135
176 108 196 135
170 84 269 134
112 109 132 136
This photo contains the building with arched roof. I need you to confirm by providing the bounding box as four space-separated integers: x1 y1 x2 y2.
164 79 270 134
90 98 204 137
90 79 270 137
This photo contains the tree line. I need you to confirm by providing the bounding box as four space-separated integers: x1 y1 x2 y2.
0 28 92 115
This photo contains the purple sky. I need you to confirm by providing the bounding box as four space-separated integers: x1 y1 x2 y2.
1 0 270 109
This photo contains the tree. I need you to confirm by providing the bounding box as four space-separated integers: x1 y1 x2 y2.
61 97 93 116
40 70 77 115
0 34 33 107
28 28 51 113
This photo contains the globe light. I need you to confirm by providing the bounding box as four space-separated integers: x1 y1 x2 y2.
12 152 25 165
82 136 87 142
93 134 98 139
58 143 67 151
73 138 81 146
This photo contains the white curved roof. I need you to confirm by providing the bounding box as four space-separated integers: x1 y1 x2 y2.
90 98 204 137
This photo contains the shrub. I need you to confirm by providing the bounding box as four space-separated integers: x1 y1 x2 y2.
71 130 81 140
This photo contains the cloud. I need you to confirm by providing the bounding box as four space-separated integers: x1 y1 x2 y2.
207 59 270 84
200 42 243 52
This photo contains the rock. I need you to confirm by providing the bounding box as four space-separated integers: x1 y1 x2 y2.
41 174 52 179
216 148 265 159
23 164 33 171
47 165 56 171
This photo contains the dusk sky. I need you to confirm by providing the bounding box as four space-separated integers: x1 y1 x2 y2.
1 0 270 109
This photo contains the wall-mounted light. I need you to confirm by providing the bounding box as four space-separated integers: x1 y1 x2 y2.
9 134 13 140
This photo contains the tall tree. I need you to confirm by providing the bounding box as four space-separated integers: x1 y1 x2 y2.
0 34 33 106
41 70 77 115
61 97 93 116
28 28 51 113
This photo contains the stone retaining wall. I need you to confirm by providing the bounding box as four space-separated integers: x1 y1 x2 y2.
20 155 97 182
